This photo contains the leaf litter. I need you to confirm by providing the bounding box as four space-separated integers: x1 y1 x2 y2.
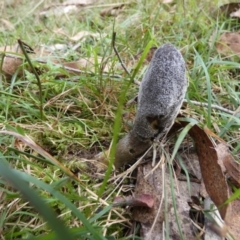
2 37 238 239
39 0 97 18
1 0 240 239
212 2 240 58
0 40 112 79
113 121 240 239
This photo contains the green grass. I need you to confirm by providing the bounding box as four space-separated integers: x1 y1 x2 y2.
0 0 239 239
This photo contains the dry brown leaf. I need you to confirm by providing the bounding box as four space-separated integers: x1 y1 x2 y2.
0 44 24 76
216 32 240 57
188 125 230 220
113 194 154 208
203 126 226 143
132 164 200 240
216 143 240 188
0 41 35 77
1 55 23 76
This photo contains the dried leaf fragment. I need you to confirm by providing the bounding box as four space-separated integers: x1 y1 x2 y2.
113 194 154 208
188 125 230 220
0 41 35 77
216 143 240 187
132 163 200 240
216 32 240 57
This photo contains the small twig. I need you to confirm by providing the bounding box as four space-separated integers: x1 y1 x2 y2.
17 39 44 120
124 94 236 115
184 99 235 115
126 95 138 106
112 32 140 85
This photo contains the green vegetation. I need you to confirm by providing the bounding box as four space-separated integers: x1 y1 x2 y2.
0 0 239 239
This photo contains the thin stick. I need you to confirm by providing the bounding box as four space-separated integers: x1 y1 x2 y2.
184 99 235 115
126 94 236 115
18 39 44 120
112 32 140 85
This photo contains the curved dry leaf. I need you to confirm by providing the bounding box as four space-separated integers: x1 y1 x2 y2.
0 130 61 165
188 125 230 220
216 32 240 57
0 41 34 77
0 130 80 180
216 143 240 187
1 55 23 76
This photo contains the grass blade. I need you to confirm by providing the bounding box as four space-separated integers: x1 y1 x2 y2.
0 160 75 240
